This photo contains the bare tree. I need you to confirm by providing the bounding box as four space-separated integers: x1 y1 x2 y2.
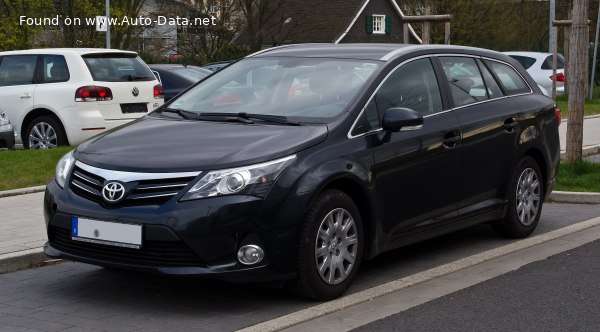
565 0 589 164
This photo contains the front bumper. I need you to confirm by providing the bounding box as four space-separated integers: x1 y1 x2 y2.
0 124 15 149
43 179 309 281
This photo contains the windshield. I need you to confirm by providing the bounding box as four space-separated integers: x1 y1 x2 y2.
173 68 211 82
169 57 380 119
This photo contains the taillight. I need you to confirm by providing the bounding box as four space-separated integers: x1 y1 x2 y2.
153 84 164 99
555 107 562 126
75 86 113 102
550 72 565 82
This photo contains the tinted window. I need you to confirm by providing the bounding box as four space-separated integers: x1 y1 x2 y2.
486 60 531 95
173 68 210 82
440 57 488 107
541 54 565 70
0 55 37 86
476 59 504 98
509 55 537 70
42 55 69 83
83 54 154 82
375 58 442 117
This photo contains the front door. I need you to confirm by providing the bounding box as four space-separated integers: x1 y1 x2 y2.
372 57 462 242
0 55 38 144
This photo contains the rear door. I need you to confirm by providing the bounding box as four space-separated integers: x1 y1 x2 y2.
436 56 524 214
82 53 163 120
372 57 462 242
0 54 38 142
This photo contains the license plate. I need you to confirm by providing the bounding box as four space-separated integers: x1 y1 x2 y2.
120 103 148 113
71 217 142 249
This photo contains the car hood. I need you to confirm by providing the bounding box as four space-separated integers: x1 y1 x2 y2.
75 116 328 172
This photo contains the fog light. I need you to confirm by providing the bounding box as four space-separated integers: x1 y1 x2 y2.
237 245 264 265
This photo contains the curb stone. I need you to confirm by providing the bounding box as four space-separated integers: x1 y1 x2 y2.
0 248 57 275
0 185 46 198
547 191 600 204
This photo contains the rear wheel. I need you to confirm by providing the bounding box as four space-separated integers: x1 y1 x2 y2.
289 189 364 300
25 116 67 149
494 156 544 238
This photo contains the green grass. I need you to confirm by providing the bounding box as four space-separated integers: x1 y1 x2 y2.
555 86 600 118
555 161 600 193
0 147 73 191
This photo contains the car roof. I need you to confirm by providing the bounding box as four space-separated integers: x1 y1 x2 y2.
250 43 513 62
0 48 138 56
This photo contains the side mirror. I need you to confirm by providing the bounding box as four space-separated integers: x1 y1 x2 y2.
382 107 423 132
377 107 423 144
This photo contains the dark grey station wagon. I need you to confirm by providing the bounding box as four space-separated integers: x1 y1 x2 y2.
44 44 560 300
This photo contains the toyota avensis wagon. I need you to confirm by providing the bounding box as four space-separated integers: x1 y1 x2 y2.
44 44 560 300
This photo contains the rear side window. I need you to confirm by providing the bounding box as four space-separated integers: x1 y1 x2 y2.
476 59 504 99
0 55 37 86
42 55 70 83
440 57 489 107
83 54 154 82
486 60 531 95
541 54 565 70
508 55 537 70
375 58 443 117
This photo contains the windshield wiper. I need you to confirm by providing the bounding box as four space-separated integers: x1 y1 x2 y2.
161 108 253 123
199 112 301 126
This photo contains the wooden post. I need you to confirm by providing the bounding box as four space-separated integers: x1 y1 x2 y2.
444 22 451 44
402 14 453 45
565 0 589 164
422 6 431 44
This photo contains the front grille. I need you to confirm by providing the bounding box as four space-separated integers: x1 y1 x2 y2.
70 165 197 206
50 227 205 267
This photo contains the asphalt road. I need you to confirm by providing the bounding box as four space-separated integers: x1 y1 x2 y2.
1 203 600 331
354 238 600 332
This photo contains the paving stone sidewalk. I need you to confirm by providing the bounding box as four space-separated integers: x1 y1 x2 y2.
0 192 46 256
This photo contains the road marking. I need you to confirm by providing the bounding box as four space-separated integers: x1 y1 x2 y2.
237 216 600 332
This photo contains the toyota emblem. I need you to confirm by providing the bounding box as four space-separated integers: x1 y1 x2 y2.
102 181 126 203
132 87 139 97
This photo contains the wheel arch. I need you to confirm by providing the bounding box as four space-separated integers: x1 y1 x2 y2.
21 108 69 146
522 147 548 196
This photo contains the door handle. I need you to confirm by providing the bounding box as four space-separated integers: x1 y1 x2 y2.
503 118 519 132
20 93 31 99
442 131 461 148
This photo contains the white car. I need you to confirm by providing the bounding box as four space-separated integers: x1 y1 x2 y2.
0 48 164 149
504 51 565 97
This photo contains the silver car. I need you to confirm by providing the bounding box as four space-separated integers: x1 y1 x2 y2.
0 111 15 150
504 51 565 96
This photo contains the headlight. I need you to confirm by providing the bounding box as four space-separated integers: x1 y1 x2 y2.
55 151 75 188
0 112 9 126
181 155 296 201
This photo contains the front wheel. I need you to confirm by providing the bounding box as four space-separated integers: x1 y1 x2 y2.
289 189 364 300
494 156 544 238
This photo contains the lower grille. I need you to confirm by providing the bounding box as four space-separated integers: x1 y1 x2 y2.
50 227 205 267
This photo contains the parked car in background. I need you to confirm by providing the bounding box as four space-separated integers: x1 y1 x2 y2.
201 61 232 72
0 110 15 150
504 51 565 96
44 44 560 300
149 64 212 101
0 48 164 149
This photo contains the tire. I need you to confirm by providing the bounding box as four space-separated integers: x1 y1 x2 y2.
24 116 67 149
494 156 544 238
288 189 364 300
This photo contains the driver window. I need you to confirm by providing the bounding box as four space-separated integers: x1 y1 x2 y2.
375 58 443 117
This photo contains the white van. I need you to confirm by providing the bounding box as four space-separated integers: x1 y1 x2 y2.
0 48 164 148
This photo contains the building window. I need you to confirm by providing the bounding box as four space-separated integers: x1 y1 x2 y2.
367 14 390 34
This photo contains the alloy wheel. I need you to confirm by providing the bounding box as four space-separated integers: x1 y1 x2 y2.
515 168 541 226
314 208 358 285
29 122 57 149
